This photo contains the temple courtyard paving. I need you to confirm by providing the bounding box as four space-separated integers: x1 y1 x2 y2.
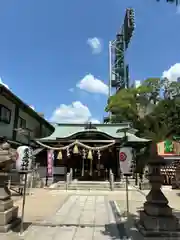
1 187 180 239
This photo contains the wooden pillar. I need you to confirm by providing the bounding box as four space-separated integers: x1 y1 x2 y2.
116 147 121 181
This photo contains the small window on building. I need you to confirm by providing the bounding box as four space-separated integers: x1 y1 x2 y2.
18 117 26 129
0 105 11 124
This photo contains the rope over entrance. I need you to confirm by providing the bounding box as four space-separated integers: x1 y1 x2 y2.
35 140 116 151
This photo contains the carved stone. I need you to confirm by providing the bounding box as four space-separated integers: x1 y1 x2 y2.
0 141 20 232
136 143 180 239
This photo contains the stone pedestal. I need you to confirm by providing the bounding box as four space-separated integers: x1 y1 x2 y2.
136 143 180 239
139 178 151 190
0 173 20 232
0 141 21 232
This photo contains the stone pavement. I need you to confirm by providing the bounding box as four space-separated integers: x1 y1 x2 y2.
1 187 180 239
23 195 120 240
14 188 69 223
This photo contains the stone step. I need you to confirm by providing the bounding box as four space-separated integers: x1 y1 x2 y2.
48 185 132 191
69 184 125 188
68 187 111 191
70 183 110 187
69 185 110 189
71 181 110 185
49 180 127 191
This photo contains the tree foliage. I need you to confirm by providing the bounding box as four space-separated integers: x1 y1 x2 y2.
105 78 180 142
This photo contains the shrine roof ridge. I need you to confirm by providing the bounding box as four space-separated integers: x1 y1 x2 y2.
35 122 150 143
51 122 133 127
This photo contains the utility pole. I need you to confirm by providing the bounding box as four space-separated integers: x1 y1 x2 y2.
108 41 112 121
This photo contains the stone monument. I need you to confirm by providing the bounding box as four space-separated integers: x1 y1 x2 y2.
136 143 180 239
0 139 20 232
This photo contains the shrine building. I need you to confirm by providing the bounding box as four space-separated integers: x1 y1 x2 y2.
35 122 150 182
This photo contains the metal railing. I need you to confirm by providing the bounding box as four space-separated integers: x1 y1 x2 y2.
109 169 114 191
66 168 73 191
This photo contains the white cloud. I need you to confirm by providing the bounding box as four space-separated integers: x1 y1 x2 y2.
87 37 102 54
50 101 100 123
76 74 108 95
162 63 180 82
91 118 100 124
29 105 35 110
134 80 141 88
0 78 9 89
69 88 74 92
177 5 180 14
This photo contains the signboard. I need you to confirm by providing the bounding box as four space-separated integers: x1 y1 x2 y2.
157 140 180 156
47 150 54 177
119 147 133 175
15 146 33 172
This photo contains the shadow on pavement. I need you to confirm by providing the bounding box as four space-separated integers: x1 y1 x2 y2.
101 212 140 240
176 192 180 197
101 200 142 239
118 211 140 239
102 223 125 239
11 221 32 233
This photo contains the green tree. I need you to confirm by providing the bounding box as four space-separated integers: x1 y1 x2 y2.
105 79 155 126
141 98 180 141
106 78 161 119
106 87 139 125
139 78 161 104
105 77 180 142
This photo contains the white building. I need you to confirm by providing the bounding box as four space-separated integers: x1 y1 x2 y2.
0 83 54 148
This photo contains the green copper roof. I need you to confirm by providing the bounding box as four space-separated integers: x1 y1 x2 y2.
36 123 150 143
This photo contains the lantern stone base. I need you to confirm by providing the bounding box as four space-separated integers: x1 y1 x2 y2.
0 173 21 232
136 189 180 239
0 203 20 233
140 180 151 190
136 222 180 239
136 207 180 239
135 143 180 239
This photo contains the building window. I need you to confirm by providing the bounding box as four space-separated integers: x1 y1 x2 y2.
0 105 11 124
18 117 26 129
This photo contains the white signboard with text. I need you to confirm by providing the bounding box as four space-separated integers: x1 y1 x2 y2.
15 146 33 172
119 147 133 175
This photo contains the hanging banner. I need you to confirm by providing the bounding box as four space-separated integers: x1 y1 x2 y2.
47 150 54 177
15 146 33 172
119 147 133 175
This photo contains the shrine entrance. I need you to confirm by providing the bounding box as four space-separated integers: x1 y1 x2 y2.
66 147 117 181
35 122 150 183
60 125 119 181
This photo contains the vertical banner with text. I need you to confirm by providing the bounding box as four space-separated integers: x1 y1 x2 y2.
47 150 54 177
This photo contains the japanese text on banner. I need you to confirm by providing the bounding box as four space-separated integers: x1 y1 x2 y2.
47 150 54 176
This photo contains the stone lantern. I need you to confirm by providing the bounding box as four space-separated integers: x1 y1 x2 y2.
136 143 180 238
0 140 20 232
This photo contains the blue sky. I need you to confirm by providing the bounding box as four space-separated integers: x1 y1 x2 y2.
0 0 180 123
